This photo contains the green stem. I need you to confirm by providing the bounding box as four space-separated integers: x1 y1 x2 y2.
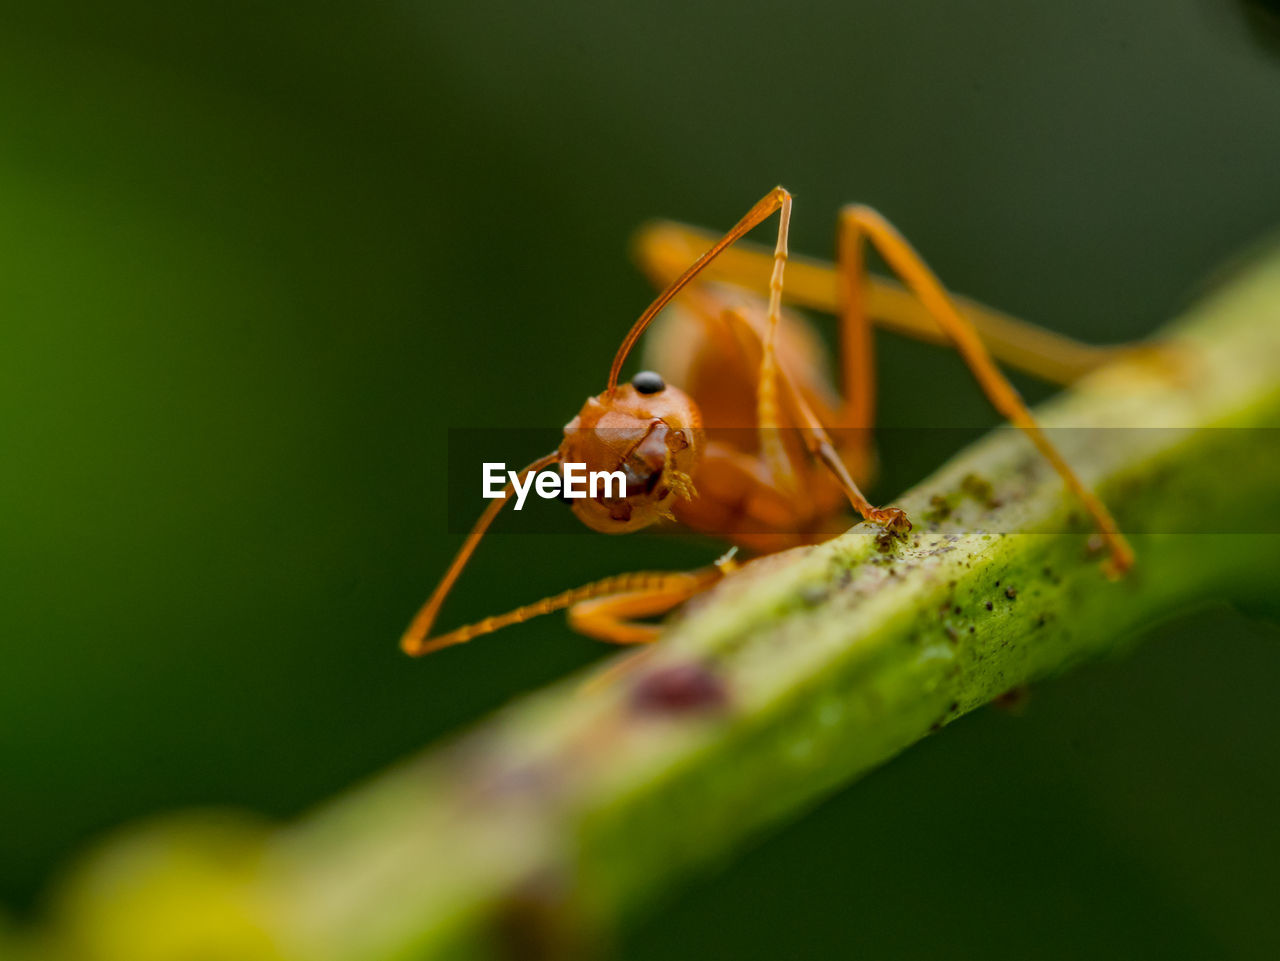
29 244 1280 961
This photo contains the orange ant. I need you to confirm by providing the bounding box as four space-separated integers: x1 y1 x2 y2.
401 187 1134 656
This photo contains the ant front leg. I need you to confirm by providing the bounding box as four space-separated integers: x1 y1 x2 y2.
405 566 726 655
835 205 1134 576
714 305 911 536
567 563 730 644
751 189 799 496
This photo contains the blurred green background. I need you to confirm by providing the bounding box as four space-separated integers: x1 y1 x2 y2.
3 1 1280 957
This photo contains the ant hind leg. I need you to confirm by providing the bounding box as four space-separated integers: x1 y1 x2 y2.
834 204 1134 576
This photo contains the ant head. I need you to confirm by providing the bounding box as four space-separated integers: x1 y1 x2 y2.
559 370 703 533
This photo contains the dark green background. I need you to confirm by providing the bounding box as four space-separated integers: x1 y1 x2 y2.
3 2 1279 957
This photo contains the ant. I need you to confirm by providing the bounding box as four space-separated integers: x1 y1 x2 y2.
401 187 1134 656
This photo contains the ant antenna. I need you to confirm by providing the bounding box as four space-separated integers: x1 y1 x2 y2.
606 187 792 396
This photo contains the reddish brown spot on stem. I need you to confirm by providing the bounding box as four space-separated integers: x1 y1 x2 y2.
631 662 728 715
992 685 1031 715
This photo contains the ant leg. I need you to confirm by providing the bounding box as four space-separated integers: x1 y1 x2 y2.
836 205 1133 576
568 565 727 644
752 190 798 493
402 452 560 655
716 307 910 533
633 221 1129 385
405 566 723 655
832 208 875 478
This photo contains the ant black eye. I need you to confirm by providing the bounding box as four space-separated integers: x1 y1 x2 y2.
631 370 665 394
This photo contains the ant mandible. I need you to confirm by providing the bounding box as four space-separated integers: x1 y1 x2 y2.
401 187 1134 656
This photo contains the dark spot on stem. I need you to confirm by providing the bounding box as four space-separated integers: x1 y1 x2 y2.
631 662 727 715
923 494 952 524
496 868 588 961
875 528 901 553
992 685 1031 715
1005 586 1018 600
800 584 827 606
961 472 1002 508
985 601 994 612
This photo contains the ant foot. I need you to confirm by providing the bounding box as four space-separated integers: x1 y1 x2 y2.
871 507 912 535
1089 533 1135 581
1101 546 1135 581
